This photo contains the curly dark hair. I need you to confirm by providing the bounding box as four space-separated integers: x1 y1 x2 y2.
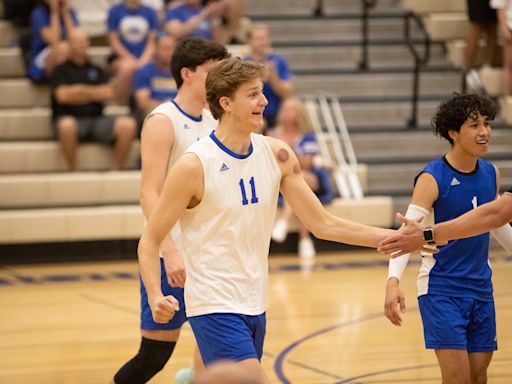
431 93 496 145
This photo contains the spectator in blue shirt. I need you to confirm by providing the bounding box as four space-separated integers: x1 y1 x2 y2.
244 24 294 130
133 34 178 121
28 0 79 82
164 0 223 41
107 0 158 102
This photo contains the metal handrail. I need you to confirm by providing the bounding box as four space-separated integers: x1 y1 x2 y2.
404 11 431 128
359 0 377 70
305 95 363 200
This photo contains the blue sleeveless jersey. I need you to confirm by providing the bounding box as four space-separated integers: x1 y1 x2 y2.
415 156 496 301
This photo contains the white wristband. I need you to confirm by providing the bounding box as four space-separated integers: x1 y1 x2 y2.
491 223 512 254
387 204 430 281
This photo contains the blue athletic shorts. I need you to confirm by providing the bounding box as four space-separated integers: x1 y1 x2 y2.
140 258 187 330
418 294 497 352
188 312 266 366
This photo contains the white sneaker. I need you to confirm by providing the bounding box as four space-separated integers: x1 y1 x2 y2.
298 237 316 259
271 219 288 243
175 367 194 384
466 69 485 94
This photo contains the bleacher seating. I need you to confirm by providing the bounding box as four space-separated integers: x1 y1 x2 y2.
1 0 511 256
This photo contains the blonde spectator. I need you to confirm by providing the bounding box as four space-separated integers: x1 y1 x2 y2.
271 97 334 259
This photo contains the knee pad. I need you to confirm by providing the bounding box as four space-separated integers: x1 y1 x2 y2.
114 337 176 384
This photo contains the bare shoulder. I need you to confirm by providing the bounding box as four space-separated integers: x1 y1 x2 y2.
264 136 293 160
172 152 203 176
411 172 438 209
141 113 175 142
264 136 300 175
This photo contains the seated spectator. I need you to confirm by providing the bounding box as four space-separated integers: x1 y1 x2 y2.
133 33 177 122
222 0 246 44
270 97 334 259
69 0 164 38
464 0 497 91
491 0 512 96
206 0 246 44
164 0 223 41
244 24 293 131
27 0 79 82
107 0 158 102
51 29 137 171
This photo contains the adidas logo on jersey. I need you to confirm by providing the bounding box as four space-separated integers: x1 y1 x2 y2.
184 123 190 130
219 163 229 172
450 177 460 186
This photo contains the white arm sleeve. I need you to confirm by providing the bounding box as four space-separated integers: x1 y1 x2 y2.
387 204 430 281
491 223 512 254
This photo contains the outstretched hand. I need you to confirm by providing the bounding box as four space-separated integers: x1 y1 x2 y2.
378 213 441 256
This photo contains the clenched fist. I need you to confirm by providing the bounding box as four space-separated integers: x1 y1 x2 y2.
150 295 180 323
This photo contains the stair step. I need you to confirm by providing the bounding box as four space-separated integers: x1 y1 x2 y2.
401 0 466 14
294 71 461 96
0 71 461 108
0 196 393 244
0 141 140 173
0 105 129 140
366 160 512 194
424 12 469 41
246 0 402 17
0 171 140 208
0 44 450 79
0 20 17 48
264 18 423 44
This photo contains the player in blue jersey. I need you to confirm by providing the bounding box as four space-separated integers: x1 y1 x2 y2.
137 57 399 382
384 94 512 384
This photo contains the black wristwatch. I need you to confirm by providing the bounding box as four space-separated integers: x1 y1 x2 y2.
423 226 435 244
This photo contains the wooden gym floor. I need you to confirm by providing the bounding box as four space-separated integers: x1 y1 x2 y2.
0 249 511 383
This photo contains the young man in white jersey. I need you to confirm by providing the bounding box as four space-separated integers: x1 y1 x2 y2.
112 37 229 384
137 57 399 382
383 94 512 384
378 190 512 253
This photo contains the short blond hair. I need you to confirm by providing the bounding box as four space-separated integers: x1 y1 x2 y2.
206 58 266 120
247 23 269 40
277 97 313 134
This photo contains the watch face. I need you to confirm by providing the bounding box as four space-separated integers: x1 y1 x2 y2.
424 228 434 242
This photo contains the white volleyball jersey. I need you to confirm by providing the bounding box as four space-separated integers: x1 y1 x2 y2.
146 100 217 252
180 132 281 317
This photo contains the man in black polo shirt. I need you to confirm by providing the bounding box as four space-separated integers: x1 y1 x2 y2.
51 29 136 171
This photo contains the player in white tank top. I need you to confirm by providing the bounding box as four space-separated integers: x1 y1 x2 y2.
138 58 396 381
146 100 216 251
113 38 228 384
181 132 281 316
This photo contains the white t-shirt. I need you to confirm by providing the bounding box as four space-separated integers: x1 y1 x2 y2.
180 132 281 317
